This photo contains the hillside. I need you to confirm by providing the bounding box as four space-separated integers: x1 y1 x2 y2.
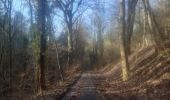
98 47 170 100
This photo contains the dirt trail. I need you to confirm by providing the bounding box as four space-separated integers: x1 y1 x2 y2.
62 72 107 100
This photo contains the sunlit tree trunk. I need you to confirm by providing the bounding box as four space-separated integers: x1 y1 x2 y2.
142 6 149 47
67 22 73 65
119 0 129 81
55 42 64 81
143 0 165 49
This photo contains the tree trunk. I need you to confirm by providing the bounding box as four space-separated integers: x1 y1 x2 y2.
28 0 33 27
126 0 138 55
119 0 129 81
97 28 104 58
36 0 46 95
142 6 149 47
7 0 13 93
142 0 164 51
28 0 34 41
55 43 64 81
67 24 73 65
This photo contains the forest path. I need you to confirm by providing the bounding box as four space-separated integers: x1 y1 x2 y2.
62 72 107 100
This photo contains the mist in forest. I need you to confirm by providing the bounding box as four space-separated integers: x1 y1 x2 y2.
0 0 170 100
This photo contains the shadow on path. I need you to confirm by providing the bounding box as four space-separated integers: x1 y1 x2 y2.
62 73 107 100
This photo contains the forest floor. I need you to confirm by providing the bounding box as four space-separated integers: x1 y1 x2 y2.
60 47 170 100
2 47 170 100
97 47 170 100
62 72 107 100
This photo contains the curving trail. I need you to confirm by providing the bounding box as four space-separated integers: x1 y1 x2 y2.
62 72 107 100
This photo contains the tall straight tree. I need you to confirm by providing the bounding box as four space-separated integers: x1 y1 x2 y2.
8 0 12 74
93 0 104 59
27 0 33 27
142 0 165 52
54 0 83 65
119 0 129 81
27 0 35 41
126 0 138 54
36 0 47 94
4 0 13 89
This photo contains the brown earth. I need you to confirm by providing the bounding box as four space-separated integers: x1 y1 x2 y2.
60 47 170 100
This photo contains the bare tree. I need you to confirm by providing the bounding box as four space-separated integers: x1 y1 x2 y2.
1 0 13 91
94 3 105 58
142 0 165 51
90 0 105 65
27 0 34 26
26 0 35 41
126 0 138 54
54 0 85 64
55 42 64 81
36 0 47 94
119 0 129 81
